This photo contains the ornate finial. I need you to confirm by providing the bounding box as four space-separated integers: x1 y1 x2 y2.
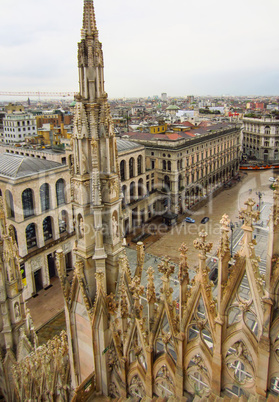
129 276 144 298
158 257 175 279
75 259 84 280
120 284 129 319
106 292 118 315
218 214 231 259
95 271 105 294
193 230 213 258
178 243 189 284
0 196 7 236
56 249 65 278
220 214 230 230
129 276 144 317
239 198 260 227
146 267 156 303
135 242 145 279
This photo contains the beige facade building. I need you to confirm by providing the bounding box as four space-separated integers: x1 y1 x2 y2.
0 153 75 299
118 139 158 234
0 200 70 400
242 116 279 163
123 122 241 216
3 112 37 144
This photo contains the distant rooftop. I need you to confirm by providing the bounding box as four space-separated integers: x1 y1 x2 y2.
0 154 64 179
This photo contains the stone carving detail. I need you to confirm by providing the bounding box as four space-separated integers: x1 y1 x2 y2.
31 256 42 271
225 341 255 385
13 331 70 400
146 267 156 303
193 230 213 258
106 292 118 315
129 375 145 398
108 381 120 398
239 198 260 227
178 243 189 284
158 257 175 279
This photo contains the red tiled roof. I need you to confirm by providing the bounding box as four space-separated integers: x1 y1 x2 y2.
166 133 183 140
181 121 194 127
198 121 210 128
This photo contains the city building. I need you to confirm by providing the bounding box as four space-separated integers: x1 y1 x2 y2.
124 122 241 215
0 201 70 400
36 122 72 146
3 112 37 144
118 138 159 234
4 102 24 113
242 116 279 162
35 109 73 128
0 153 75 299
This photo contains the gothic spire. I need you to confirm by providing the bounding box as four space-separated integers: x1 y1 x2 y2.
77 0 105 101
81 0 98 38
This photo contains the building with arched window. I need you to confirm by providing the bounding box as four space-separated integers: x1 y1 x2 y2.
120 122 241 215
242 117 279 162
117 139 159 234
0 153 75 299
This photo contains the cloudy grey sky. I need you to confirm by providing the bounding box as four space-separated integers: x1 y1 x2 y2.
1 0 279 98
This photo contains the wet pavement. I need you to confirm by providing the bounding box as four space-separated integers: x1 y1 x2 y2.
132 170 277 268
27 169 278 342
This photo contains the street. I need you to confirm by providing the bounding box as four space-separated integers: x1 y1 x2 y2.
145 169 277 268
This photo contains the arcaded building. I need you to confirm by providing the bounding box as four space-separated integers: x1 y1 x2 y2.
124 122 241 214
117 138 159 233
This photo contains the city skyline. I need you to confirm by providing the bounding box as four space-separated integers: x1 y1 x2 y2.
1 0 279 98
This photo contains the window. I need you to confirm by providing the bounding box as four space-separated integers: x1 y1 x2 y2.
137 155 142 175
43 216 53 241
26 223 37 250
130 182 135 200
120 160 126 180
138 178 144 196
151 160 155 169
56 179 65 206
129 158 134 178
5 190 14 218
22 189 34 219
40 183 50 212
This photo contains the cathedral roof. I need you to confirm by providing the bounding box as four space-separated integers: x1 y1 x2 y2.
0 154 63 178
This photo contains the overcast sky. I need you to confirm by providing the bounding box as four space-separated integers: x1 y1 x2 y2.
1 0 279 98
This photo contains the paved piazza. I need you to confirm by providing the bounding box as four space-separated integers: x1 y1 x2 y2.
144 169 277 268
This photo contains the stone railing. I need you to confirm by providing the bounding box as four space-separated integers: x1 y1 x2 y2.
72 372 96 402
